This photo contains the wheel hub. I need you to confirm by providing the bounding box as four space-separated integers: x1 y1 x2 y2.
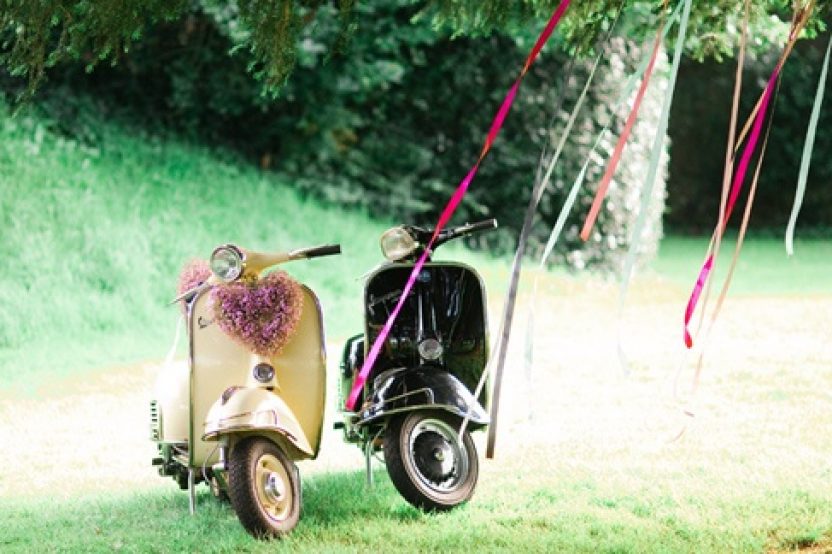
264 472 286 504
408 418 468 491
254 454 292 521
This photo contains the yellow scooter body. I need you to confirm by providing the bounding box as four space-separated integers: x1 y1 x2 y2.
153 283 326 469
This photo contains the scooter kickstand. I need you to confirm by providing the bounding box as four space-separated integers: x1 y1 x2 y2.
188 468 197 515
364 441 374 488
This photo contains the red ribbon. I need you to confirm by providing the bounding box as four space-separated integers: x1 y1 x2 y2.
579 23 664 242
346 0 572 411
683 67 780 348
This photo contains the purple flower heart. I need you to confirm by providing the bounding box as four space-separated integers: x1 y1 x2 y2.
211 270 304 357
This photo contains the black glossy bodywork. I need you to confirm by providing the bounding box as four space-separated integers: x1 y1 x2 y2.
336 262 490 424
365 263 488 392
358 368 489 427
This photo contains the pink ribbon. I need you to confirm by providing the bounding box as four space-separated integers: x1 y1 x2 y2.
683 255 713 348
683 67 780 348
346 0 572 411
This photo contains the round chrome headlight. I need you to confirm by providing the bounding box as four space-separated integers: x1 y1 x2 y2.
380 227 418 261
418 338 444 361
210 245 244 282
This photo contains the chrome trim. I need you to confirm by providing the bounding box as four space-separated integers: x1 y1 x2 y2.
187 291 196 468
149 400 161 441
186 286 212 468
357 404 472 427
372 387 434 410
202 422 295 443
210 243 246 282
202 424 306 455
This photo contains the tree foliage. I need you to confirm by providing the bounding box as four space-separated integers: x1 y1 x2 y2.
667 35 832 234
19 1 670 270
2 0 830 92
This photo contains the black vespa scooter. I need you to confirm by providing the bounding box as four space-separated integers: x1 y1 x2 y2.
338 219 498 511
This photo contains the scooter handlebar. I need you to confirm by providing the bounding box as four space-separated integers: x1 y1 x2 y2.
295 244 342 259
445 218 498 241
461 218 498 235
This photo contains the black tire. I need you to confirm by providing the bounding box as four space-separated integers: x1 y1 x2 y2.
384 411 479 512
227 437 300 539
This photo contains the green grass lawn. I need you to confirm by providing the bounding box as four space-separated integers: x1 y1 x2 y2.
0 100 392 391
1 100 831 553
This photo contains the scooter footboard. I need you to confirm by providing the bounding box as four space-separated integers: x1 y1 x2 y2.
358 368 489 428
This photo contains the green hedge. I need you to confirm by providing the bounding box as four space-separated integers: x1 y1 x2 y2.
12 1 670 271
667 36 832 235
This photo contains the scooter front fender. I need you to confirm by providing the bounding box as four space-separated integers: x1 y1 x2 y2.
203 387 314 459
358 368 489 428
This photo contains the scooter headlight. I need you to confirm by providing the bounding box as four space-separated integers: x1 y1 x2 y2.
380 227 417 261
418 338 444 361
210 245 245 282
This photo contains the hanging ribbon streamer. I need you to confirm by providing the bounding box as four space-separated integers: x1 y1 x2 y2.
536 0 685 268
690 0 751 342
483 38 610 457
618 0 692 308
579 12 667 242
510 1 685 416
785 35 831 256
682 1 815 350
483 2 689 457
682 69 779 348
673 86 780 436
345 0 572 411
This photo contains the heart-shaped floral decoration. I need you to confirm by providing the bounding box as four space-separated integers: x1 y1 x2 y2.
177 259 212 315
211 271 304 357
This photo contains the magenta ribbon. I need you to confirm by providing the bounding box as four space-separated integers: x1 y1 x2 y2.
683 67 780 348
346 0 572 411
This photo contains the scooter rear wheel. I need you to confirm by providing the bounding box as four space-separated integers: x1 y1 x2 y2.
384 410 479 511
227 437 300 539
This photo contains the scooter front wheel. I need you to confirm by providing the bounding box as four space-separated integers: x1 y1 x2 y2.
383 411 479 511
227 437 300 539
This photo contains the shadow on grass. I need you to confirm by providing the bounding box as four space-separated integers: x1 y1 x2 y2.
0 469 424 552
4 470 829 552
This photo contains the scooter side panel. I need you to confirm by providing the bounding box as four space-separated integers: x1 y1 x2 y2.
268 286 326 458
189 290 251 467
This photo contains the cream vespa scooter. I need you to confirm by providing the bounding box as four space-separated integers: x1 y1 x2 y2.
150 242 340 538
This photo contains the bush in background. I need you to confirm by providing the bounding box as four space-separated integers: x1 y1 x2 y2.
9 1 669 272
667 36 832 235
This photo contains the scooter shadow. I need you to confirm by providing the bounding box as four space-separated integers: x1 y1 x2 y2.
2 470 426 550
300 468 425 525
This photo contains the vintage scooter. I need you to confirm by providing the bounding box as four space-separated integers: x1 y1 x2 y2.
150 241 340 538
338 219 497 511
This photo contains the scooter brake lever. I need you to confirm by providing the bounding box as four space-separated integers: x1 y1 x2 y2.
168 282 210 305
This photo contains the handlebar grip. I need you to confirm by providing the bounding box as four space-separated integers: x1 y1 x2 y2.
465 218 498 234
300 244 342 259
